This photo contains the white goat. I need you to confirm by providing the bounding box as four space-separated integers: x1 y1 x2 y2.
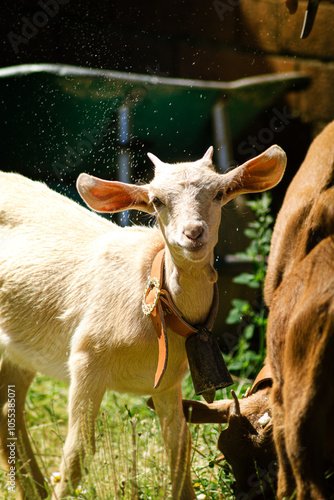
0 145 286 499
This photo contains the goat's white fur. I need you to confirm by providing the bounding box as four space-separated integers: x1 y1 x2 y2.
0 145 286 499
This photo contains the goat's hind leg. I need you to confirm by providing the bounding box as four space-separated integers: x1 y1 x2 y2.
0 355 47 499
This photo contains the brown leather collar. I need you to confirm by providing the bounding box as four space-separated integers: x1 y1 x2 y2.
143 248 219 388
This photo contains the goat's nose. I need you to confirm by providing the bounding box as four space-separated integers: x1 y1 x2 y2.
183 225 204 241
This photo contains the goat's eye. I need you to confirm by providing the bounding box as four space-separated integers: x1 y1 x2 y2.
214 190 224 202
152 197 164 208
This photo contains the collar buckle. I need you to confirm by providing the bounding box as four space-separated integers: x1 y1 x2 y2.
142 277 161 316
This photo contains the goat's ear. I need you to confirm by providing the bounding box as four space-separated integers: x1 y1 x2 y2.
147 396 231 423
76 173 153 213
182 399 231 423
222 145 286 203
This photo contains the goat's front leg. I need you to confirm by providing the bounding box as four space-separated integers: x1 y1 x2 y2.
0 356 47 499
53 353 106 500
152 386 196 500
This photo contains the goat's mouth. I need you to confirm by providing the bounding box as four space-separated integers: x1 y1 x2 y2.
178 241 210 261
186 240 206 250
177 240 206 251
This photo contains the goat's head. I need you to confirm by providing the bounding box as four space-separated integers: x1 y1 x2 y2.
77 145 286 269
181 383 277 499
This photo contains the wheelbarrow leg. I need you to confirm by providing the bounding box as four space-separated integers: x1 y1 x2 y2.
117 103 132 226
212 99 233 172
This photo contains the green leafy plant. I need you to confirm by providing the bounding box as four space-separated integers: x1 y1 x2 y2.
226 192 274 378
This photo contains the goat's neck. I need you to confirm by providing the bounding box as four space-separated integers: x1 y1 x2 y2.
163 249 215 326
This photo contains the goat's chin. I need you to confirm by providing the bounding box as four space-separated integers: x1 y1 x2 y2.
181 244 210 262
169 240 210 264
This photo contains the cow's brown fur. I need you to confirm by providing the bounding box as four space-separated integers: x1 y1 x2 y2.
265 121 334 499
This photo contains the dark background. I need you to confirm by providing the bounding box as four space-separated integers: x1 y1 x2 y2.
1 0 333 200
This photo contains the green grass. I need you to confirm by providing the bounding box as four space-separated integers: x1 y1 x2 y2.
0 372 242 499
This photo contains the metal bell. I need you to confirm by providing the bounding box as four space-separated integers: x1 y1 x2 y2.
186 327 234 403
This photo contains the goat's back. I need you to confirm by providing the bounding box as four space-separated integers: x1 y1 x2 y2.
0 171 113 235
0 172 163 382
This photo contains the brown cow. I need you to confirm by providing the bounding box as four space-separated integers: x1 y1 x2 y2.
265 121 334 499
